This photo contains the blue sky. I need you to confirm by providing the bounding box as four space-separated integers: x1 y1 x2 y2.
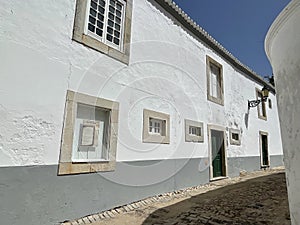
172 0 290 78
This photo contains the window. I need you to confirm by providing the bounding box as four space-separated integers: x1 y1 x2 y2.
185 119 204 142
58 90 119 175
189 126 201 136
149 118 165 135
72 104 110 162
143 109 170 144
229 128 241 145
73 0 133 64
256 88 267 120
86 0 125 50
268 99 272 109
207 56 224 105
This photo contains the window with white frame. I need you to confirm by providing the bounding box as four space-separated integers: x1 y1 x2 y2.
86 0 126 50
229 128 241 145
207 56 224 105
143 109 170 144
189 126 202 137
58 90 119 175
256 88 267 120
72 0 132 64
185 119 204 143
149 118 164 135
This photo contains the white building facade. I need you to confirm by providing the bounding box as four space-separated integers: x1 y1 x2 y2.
0 0 283 224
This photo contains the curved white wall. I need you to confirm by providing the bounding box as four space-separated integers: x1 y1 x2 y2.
265 0 300 224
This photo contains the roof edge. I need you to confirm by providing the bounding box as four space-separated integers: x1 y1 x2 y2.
153 0 275 93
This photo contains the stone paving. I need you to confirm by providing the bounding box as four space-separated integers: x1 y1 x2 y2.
63 168 290 225
142 172 290 225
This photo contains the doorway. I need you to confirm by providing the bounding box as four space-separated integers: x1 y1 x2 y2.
209 126 227 179
260 131 270 168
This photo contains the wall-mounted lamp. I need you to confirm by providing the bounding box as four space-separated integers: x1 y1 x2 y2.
248 86 270 109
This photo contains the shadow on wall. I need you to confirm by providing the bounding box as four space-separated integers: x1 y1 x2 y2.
244 110 249 129
142 173 289 225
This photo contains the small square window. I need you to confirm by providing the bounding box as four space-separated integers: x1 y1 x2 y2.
143 109 170 144
185 119 204 143
149 118 165 135
229 128 241 145
58 90 119 175
207 56 224 106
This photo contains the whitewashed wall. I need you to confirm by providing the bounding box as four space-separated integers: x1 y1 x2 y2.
265 1 300 224
0 0 282 167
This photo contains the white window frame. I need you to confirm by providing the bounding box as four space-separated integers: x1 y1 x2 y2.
84 0 126 51
72 0 133 64
185 119 204 143
58 90 119 175
229 128 241 146
149 118 163 135
206 56 224 106
143 109 170 144
256 88 267 120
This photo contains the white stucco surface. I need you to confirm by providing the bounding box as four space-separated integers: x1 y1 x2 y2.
0 0 283 166
265 1 300 224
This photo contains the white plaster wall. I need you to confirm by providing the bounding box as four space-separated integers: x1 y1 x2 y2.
265 1 300 224
0 0 283 166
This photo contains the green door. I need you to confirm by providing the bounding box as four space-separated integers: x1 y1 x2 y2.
261 134 269 167
211 130 225 178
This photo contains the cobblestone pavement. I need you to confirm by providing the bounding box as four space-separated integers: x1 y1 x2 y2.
142 172 290 225
64 169 290 225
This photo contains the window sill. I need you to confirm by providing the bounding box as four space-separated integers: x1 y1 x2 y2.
72 159 110 163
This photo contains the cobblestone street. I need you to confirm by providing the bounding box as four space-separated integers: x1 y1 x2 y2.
68 169 290 225
142 172 290 225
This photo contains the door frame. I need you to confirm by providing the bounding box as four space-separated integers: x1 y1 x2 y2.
259 131 270 168
208 124 228 180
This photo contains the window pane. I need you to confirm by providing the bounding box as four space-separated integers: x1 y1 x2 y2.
114 30 120 38
108 19 114 27
115 23 120 31
109 5 115 13
99 0 105 7
116 10 121 18
107 27 113 34
98 6 105 14
89 16 96 25
108 12 114 20
90 8 97 17
96 28 103 36
97 21 103 29
210 64 220 98
91 0 97 10
110 0 115 6
116 3 122 11
232 133 239 141
106 34 113 41
88 23 95 32
116 16 121 24
113 38 119 45
97 13 104 21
